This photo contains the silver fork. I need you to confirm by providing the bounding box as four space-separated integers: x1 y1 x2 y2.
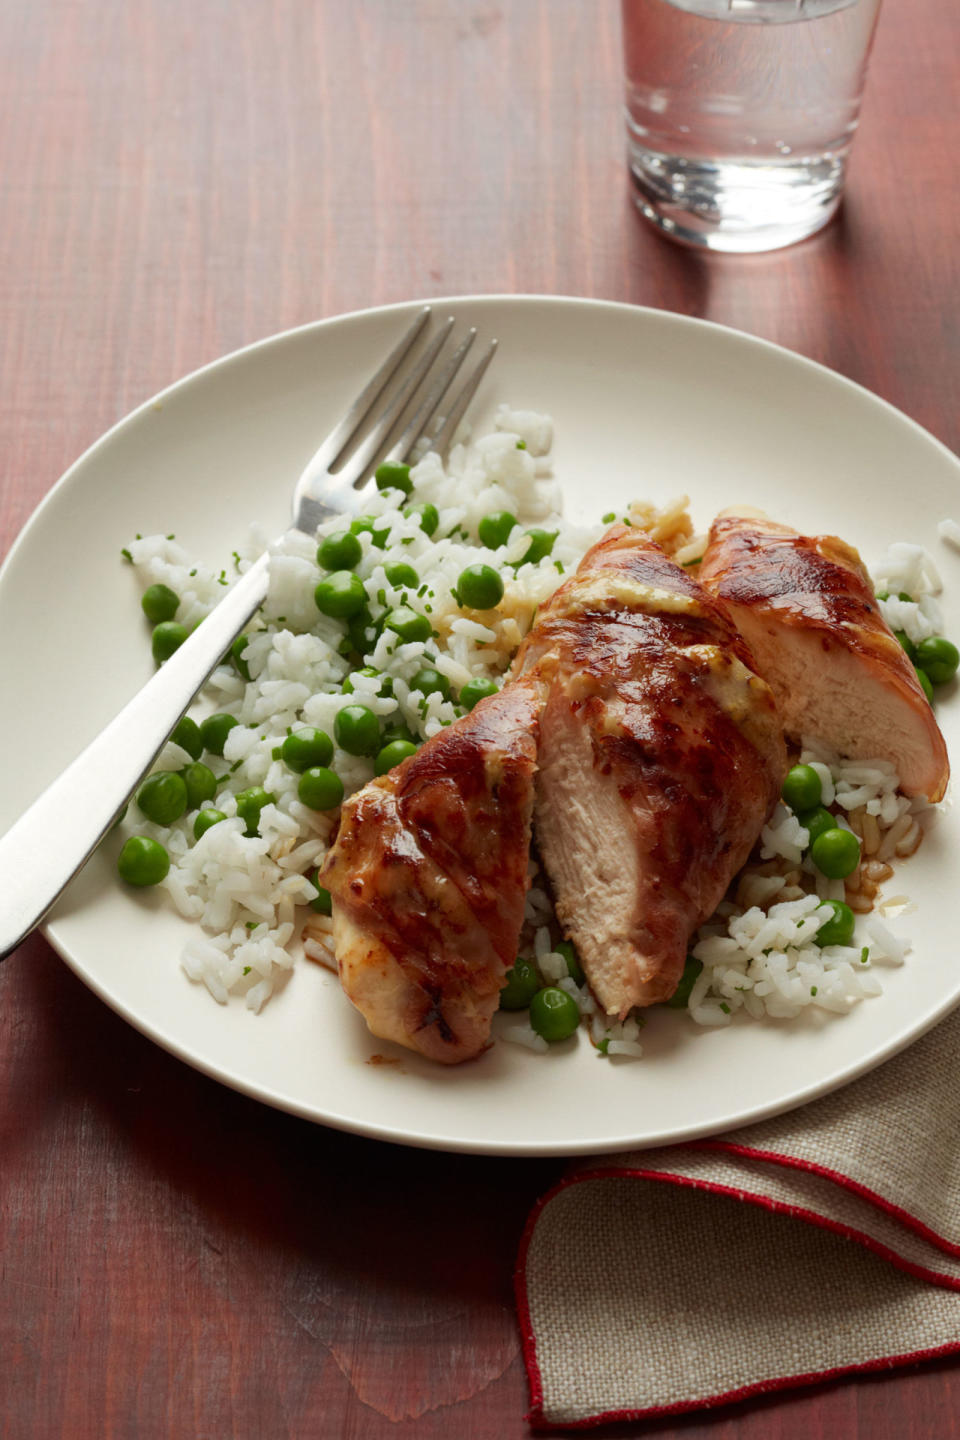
0 307 497 959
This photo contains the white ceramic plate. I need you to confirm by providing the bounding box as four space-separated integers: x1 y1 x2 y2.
2 296 958 1155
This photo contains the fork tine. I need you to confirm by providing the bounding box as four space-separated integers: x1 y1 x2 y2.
429 339 499 460
307 305 431 474
334 316 456 484
381 326 477 466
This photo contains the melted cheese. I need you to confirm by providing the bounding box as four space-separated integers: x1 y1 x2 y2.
548 573 704 621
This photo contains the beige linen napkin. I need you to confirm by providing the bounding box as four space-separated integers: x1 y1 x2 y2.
517 1005 960 1429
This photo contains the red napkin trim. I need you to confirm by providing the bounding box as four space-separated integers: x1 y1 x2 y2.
515 1147 960 1432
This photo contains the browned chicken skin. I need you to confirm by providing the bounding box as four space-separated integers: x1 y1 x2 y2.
321 523 788 1058
516 526 787 1017
318 677 541 1064
699 511 950 802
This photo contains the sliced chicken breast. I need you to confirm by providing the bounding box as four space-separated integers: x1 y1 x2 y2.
698 510 949 802
317 677 540 1064
515 525 787 1017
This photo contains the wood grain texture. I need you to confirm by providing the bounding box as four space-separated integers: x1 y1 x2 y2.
1 1 959 1436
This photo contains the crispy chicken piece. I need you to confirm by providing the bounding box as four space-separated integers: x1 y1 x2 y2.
318 677 540 1064
515 525 786 1017
698 510 949 802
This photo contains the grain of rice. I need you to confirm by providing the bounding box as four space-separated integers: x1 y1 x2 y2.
895 820 923 857
877 812 913 861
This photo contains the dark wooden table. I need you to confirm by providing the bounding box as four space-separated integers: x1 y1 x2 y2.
2 2 958 1436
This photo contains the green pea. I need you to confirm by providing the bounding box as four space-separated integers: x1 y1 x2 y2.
310 873 333 914
281 727 334 772
374 739 418 776
141 583 180 624
344 664 378 689
346 607 376 654
410 667 451 700
374 461 413 495
317 530 363 571
478 511 517 549
555 940 584 985
181 762 217 810
529 986 580 1041
519 529 557 566
152 621 189 665
314 571 367 619
459 677 499 712
456 564 504 611
334 704 380 756
403 502 439 537
384 605 432 643
136 771 188 825
810 827 861 880
499 957 542 1011
235 787 275 837
117 835 170 887
781 764 822 813
915 636 959 685
350 516 391 548
200 713 239 757
384 561 420 589
297 767 345 810
893 629 917 662
193 808 226 840
231 633 251 681
796 805 836 848
170 715 203 761
381 721 418 746
665 955 704 1009
915 665 935 703
815 899 856 947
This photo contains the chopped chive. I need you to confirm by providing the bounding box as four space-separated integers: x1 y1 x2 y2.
189 568 198 576
682 558 701 567
243 965 252 974
166 533 175 540
623 517 633 527
596 1037 610 1055
232 550 242 570
424 604 433 614
719 1002 731 1014
810 985 818 996
229 759 243 773
271 746 282 760
417 584 428 597
554 560 564 574
120 547 133 562
516 439 526 450
861 946 870 963
135 532 142 540
602 511 616 524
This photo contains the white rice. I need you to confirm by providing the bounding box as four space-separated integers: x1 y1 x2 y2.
122 409 604 1013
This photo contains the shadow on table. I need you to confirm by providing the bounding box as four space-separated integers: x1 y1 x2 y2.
4 938 559 1430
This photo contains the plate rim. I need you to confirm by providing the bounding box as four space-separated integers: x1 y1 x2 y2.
4 291 959 1155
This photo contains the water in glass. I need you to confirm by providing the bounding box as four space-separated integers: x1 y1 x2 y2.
622 0 883 252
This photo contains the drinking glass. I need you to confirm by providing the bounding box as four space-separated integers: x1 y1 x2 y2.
621 0 883 253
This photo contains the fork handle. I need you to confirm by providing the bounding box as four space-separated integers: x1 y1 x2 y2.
0 552 271 960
